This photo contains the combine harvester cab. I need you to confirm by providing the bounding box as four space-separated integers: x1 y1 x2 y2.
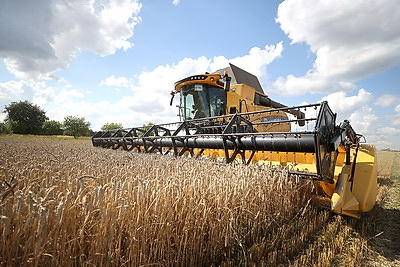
92 64 377 218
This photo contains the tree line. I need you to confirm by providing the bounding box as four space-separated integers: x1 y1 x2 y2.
0 101 124 138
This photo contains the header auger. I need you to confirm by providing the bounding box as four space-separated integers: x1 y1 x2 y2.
92 64 377 218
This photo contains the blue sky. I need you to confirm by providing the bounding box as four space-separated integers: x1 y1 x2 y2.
0 0 399 150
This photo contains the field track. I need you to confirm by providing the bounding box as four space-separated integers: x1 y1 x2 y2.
0 137 399 266
366 151 400 266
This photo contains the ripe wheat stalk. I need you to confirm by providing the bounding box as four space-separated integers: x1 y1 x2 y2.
0 138 371 266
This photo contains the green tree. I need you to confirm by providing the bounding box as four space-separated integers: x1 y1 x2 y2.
41 120 63 135
0 121 13 135
101 122 123 131
142 122 155 131
3 101 48 134
63 116 91 138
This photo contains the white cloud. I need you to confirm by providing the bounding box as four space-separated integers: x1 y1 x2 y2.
371 125 400 150
377 127 400 136
0 79 90 123
0 80 26 100
316 88 400 150
395 104 400 113
196 43 283 84
366 133 398 150
273 0 400 96
230 43 283 83
95 43 282 128
0 0 142 80
101 43 283 125
321 89 373 115
1 43 283 130
0 80 32 122
172 0 181 6
0 80 56 107
375 94 400 107
100 76 131 88
393 104 400 126
321 89 376 134
272 74 356 96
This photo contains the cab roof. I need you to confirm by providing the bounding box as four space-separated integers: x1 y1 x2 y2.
213 63 265 94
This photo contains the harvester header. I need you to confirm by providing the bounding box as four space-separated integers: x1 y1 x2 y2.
92 64 377 218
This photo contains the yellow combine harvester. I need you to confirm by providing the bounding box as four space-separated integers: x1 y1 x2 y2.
92 64 377 218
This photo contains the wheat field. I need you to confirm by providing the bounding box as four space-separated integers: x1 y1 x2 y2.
0 138 392 266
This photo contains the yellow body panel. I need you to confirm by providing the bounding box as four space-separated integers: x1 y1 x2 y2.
226 84 290 132
171 73 377 218
97 69 379 219
329 144 377 216
195 144 377 218
227 84 255 105
174 74 222 92
350 144 377 212
331 166 361 218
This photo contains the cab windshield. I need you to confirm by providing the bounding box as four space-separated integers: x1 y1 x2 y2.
181 84 224 120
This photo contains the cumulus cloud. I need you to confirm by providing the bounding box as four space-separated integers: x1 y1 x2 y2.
0 79 119 129
207 43 283 79
273 0 400 96
315 88 400 151
377 127 400 136
393 104 400 126
374 125 400 149
0 80 50 121
100 76 131 88
98 43 283 127
317 88 400 149
0 0 142 80
1 43 283 130
172 0 181 6
0 80 59 107
375 94 400 107
395 104 400 113
321 89 373 115
0 77 102 128
321 89 376 134
0 80 26 100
